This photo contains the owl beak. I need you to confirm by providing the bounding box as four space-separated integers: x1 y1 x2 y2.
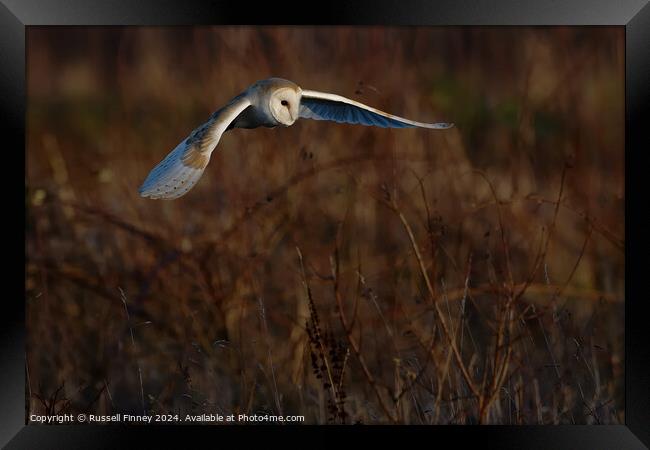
287 109 295 123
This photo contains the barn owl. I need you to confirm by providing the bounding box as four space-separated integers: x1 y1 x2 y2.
139 78 453 199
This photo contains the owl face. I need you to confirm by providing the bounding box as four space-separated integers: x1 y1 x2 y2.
269 87 301 126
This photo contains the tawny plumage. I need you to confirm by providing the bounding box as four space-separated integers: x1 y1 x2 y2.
139 78 453 199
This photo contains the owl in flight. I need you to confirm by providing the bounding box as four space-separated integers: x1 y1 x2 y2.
139 78 453 199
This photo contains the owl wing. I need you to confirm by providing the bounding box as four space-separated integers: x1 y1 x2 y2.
298 90 453 129
139 95 252 200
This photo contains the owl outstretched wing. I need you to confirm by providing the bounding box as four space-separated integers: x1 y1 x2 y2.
139 96 251 199
299 90 452 129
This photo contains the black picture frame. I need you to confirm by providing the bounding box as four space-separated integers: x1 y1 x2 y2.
5 0 649 448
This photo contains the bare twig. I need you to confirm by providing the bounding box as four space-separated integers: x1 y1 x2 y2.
119 287 145 415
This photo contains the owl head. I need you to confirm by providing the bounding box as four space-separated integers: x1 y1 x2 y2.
266 80 302 126
269 87 301 126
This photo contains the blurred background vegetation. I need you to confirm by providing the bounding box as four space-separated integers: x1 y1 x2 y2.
26 26 624 424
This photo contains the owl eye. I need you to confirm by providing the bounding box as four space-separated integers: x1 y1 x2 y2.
281 100 289 107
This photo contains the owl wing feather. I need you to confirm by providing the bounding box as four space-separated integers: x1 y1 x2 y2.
299 90 453 129
139 95 251 200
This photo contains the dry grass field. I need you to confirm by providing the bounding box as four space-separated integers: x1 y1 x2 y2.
25 26 624 424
